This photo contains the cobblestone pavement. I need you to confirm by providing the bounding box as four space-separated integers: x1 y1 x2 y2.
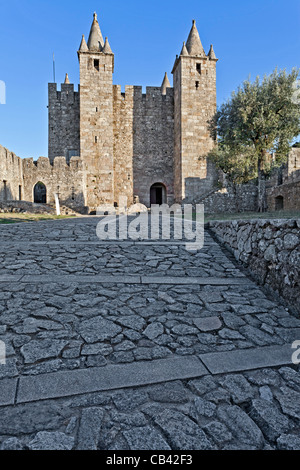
0 217 299 450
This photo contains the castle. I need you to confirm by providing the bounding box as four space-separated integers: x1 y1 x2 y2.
0 13 299 214
48 12 218 211
1 13 219 213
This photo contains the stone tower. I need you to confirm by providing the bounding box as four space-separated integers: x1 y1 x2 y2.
172 20 218 203
78 13 115 210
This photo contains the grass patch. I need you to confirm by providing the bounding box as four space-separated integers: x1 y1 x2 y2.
175 209 300 222
205 209 300 222
0 214 76 224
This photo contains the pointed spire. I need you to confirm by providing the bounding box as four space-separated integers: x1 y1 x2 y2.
87 12 104 51
161 72 171 95
208 44 218 61
186 20 205 57
102 37 113 54
79 34 88 52
64 73 70 84
180 41 189 56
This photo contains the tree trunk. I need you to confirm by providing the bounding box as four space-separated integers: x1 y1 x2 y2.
257 157 267 212
232 183 240 213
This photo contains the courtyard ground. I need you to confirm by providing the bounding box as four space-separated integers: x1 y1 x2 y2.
0 216 299 450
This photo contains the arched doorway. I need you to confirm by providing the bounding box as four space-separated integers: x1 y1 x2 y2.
150 183 167 205
34 182 47 204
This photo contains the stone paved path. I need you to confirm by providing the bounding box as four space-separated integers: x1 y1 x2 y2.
0 217 299 450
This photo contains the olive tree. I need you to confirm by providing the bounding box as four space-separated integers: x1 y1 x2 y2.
210 68 300 212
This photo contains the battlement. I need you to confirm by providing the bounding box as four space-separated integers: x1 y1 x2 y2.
48 81 80 164
0 144 22 168
48 83 79 103
23 155 82 169
113 84 174 103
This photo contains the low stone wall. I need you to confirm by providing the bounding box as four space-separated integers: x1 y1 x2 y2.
202 184 258 214
209 219 300 314
0 201 55 214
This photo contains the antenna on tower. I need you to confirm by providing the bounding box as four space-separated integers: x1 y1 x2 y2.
53 53 56 83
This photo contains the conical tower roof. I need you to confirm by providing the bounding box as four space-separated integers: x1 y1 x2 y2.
79 35 89 52
186 20 205 57
102 37 113 54
180 41 189 56
208 44 218 61
87 12 104 51
161 72 171 95
64 73 70 84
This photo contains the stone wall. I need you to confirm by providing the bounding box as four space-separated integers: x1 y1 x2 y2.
22 156 86 212
202 183 258 214
48 83 80 164
266 148 300 211
113 85 134 206
209 219 300 314
132 86 174 207
0 201 55 214
0 145 23 202
267 181 300 212
0 144 87 212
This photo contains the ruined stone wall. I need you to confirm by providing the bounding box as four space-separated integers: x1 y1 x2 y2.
0 201 55 214
0 145 23 202
209 219 300 314
266 148 300 211
132 86 174 207
22 157 86 212
202 184 258 214
285 148 300 182
267 181 300 211
48 83 80 163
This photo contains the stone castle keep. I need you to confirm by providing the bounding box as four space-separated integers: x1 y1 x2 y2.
0 12 299 213
0 13 219 213
48 12 219 211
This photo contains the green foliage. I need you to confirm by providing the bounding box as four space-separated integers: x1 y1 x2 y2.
209 144 257 186
210 68 300 176
209 68 300 210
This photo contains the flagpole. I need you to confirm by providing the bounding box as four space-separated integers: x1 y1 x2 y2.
53 53 56 83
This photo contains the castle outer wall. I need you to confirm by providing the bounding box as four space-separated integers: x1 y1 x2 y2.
0 144 86 212
0 142 299 214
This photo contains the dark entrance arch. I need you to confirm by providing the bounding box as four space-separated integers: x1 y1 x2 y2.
275 195 284 211
150 183 167 205
34 182 47 204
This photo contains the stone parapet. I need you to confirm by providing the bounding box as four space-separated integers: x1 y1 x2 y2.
209 219 300 314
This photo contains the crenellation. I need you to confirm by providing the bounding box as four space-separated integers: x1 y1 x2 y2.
34 157 51 168
0 145 23 202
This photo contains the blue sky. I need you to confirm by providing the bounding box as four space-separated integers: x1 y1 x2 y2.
0 0 299 158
